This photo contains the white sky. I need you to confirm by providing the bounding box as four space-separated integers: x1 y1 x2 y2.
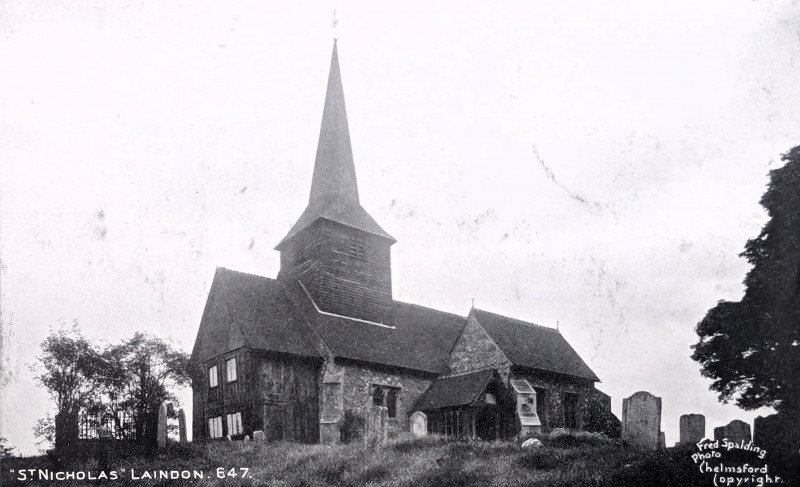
2 0 799 455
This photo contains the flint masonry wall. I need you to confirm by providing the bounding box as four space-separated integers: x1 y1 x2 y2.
338 360 434 435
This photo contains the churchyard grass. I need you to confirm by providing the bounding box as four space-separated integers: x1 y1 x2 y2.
2 432 714 486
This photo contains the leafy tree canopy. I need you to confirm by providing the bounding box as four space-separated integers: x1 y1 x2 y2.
692 146 800 414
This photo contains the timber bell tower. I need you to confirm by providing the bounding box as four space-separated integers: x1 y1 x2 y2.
276 41 396 325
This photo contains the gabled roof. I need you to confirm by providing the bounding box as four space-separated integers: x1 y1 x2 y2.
190 268 321 365
474 309 600 381
414 369 497 411
189 270 599 380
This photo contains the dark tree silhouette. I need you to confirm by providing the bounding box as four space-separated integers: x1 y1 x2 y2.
692 145 800 414
32 325 107 451
100 332 190 448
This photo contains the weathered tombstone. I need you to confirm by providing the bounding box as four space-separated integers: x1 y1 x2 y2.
319 366 344 445
714 420 751 443
659 431 666 450
252 430 266 442
410 411 427 438
178 408 188 443
364 405 388 447
521 438 543 449
156 402 168 449
224 434 232 442
679 414 705 445
243 435 250 442
622 391 662 450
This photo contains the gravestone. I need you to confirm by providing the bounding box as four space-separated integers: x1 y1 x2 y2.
156 402 168 449
622 391 662 450
224 434 232 442
178 408 188 443
252 430 266 442
714 420 751 443
410 411 427 438
679 414 705 445
243 435 250 443
521 438 543 449
659 431 666 450
364 405 388 447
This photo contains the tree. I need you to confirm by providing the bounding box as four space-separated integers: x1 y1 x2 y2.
32 325 107 450
692 146 800 414
0 437 16 458
100 332 190 447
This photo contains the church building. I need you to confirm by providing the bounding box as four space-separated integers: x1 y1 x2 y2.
190 41 616 444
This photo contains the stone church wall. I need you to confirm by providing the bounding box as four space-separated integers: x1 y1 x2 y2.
338 360 434 436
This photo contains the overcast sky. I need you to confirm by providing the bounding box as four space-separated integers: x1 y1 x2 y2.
2 0 799 455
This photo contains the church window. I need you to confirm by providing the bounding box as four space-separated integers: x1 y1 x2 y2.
347 236 366 260
209 365 219 388
226 357 237 382
208 416 222 438
226 412 243 436
371 384 399 418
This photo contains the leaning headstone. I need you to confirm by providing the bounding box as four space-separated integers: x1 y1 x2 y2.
364 405 388 447
622 391 662 450
252 430 266 442
224 435 232 442
410 411 427 438
178 408 188 443
157 402 168 449
679 414 705 445
521 438 543 449
714 420 751 443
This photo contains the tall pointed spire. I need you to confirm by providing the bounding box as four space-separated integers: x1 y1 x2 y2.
309 39 359 204
276 41 394 250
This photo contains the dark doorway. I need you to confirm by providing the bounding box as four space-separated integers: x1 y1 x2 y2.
263 404 286 441
475 409 497 440
564 393 579 429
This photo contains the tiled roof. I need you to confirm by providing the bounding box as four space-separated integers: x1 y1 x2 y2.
413 369 497 410
474 309 600 381
189 268 322 365
308 300 467 374
190 270 598 381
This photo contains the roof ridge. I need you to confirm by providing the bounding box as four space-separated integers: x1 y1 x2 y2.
474 308 560 333
437 367 496 380
392 300 467 319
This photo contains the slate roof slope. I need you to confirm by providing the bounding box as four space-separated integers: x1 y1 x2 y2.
414 369 497 410
305 300 467 374
474 309 600 381
190 268 322 365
